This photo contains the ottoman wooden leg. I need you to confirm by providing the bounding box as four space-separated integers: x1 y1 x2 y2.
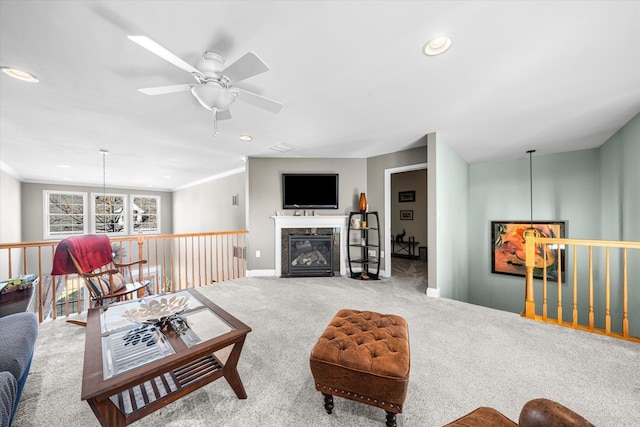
385 411 397 427
322 393 334 414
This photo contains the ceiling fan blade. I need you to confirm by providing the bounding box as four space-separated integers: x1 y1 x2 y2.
223 52 269 83
234 87 283 114
138 84 193 95
128 35 203 79
216 109 232 120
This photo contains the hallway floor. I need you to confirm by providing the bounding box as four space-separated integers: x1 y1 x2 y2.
391 256 427 280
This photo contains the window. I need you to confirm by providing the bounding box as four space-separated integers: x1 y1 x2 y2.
131 195 161 234
44 190 161 237
92 193 127 235
43 191 88 239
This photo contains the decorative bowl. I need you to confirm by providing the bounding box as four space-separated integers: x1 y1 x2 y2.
122 295 189 325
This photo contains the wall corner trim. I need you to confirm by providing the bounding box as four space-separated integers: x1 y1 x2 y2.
246 269 276 277
426 287 440 298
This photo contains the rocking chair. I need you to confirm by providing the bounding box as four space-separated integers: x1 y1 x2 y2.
52 234 151 309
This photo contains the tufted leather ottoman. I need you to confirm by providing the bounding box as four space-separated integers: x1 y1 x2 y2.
310 309 410 427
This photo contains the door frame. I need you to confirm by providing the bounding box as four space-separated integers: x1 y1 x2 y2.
384 162 428 276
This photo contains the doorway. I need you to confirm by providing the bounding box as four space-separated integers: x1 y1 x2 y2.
384 163 427 279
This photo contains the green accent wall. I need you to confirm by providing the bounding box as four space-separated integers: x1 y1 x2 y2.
600 112 640 336
433 133 469 300
468 149 600 312
601 112 640 242
466 113 640 331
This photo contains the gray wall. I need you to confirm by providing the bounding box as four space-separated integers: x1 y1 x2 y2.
174 146 429 275
172 171 246 233
5 110 637 321
0 169 21 244
20 182 173 242
0 169 22 276
246 157 367 272
366 145 428 262
391 169 427 246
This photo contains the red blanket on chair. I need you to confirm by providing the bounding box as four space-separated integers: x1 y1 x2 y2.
51 234 113 275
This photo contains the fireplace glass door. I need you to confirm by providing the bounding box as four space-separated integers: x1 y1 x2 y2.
287 234 333 277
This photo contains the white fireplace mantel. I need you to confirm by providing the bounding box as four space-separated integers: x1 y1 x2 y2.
271 215 348 277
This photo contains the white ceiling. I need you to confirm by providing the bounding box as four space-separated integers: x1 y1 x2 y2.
1 1 639 191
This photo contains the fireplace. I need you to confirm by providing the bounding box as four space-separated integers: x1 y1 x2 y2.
285 234 334 277
272 215 348 277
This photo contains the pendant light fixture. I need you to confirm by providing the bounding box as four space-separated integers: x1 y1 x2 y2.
524 149 540 239
100 149 109 233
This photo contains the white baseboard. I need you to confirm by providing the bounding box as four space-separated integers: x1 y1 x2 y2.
247 268 390 280
246 269 276 277
247 269 389 278
426 287 440 298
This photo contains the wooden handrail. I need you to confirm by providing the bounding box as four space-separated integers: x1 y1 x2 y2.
0 230 250 249
523 234 640 343
1 231 248 323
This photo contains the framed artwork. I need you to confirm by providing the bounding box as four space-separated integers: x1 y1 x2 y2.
400 210 413 220
398 190 415 202
491 221 566 280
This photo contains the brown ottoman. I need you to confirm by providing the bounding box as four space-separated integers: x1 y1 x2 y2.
310 309 410 427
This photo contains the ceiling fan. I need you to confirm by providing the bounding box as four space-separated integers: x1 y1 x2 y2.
128 35 283 136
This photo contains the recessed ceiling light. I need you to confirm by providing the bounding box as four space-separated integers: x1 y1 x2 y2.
1 66 39 82
423 36 452 56
239 134 253 141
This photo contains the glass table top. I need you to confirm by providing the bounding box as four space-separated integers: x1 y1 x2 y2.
98 290 235 379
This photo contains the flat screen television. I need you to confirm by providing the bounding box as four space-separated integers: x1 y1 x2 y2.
282 173 339 210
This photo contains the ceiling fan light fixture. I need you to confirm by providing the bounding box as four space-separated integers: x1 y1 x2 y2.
423 36 452 56
129 34 282 137
197 52 226 78
191 84 236 111
1 66 39 82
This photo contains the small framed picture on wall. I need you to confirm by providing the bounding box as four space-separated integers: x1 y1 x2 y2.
398 191 415 202
400 210 413 220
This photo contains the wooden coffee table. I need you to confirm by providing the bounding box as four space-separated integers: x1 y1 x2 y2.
81 289 251 427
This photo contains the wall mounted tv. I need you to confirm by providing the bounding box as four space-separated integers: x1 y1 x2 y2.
282 173 339 210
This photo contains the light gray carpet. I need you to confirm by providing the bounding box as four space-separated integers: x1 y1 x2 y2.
14 276 640 426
